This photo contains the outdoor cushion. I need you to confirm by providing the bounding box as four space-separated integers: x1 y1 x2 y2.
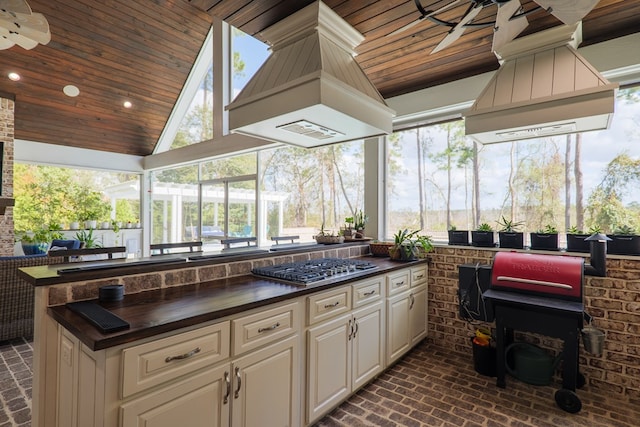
50 239 82 250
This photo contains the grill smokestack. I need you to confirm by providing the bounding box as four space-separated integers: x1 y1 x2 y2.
584 233 610 277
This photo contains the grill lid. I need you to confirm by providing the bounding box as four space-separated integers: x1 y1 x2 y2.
491 252 584 301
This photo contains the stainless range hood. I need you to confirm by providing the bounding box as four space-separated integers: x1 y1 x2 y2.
464 23 619 144
226 1 394 148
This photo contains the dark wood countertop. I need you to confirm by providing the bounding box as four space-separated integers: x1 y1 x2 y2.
47 257 427 351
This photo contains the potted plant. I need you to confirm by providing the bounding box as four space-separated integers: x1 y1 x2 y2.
343 216 354 238
448 225 469 246
497 216 524 249
607 225 640 255
530 224 559 251
566 225 600 253
75 229 102 249
389 229 422 261
353 210 368 238
471 223 495 247
314 223 344 244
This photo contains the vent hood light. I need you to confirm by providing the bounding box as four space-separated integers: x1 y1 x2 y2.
226 1 394 148
464 23 618 144
277 120 345 140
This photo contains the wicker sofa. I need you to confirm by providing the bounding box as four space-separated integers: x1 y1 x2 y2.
0 254 64 342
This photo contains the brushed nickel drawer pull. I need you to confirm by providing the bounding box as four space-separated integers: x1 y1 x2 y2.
223 371 231 404
234 367 242 399
258 322 281 333
409 294 415 310
165 347 201 363
363 290 376 296
324 301 340 308
415 274 424 279
395 280 405 287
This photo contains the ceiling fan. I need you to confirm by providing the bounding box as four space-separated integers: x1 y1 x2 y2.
390 0 600 54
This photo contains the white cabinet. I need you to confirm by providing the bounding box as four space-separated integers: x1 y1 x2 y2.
386 266 428 366
231 335 300 427
120 363 230 427
57 299 302 427
305 277 384 425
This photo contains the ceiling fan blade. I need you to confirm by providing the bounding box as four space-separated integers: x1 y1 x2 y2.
0 11 50 44
388 0 462 37
534 0 599 25
492 0 528 52
0 0 33 15
431 3 482 54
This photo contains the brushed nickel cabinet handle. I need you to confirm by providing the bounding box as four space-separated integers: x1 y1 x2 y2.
165 347 201 363
363 290 376 296
324 301 340 308
234 366 242 399
395 280 405 287
223 371 231 404
348 319 352 341
258 322 281 333
409 294 415 310
415 274 424 279
353 318 359 339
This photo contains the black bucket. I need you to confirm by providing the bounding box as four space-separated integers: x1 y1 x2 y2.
471 337 496 377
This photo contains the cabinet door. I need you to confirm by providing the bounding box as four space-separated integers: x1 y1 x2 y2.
352 301 384 390
120 363 231 427
386 292 411 365
409 285 428 345
306 313 352 425
231 335 300 427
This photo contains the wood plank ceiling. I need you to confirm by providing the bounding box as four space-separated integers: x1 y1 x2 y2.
1 0 639 157
0 0 212 156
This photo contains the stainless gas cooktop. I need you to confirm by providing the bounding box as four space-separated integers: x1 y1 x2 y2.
251 258 377 285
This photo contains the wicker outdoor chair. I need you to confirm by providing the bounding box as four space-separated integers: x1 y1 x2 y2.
0 254 65 341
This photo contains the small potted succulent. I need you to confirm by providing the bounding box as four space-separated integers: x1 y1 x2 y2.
471 223 495 247
353 210 368 238
566 225 600 253
607 225 640 255
497 216 524 249
448 225 469 246
530 224 559 251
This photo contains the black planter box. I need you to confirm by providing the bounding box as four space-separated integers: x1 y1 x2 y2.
529 233 558 251
606 234 640 255
498 232 524 249
566 233 591 253
448 230 469 246
471 231 495 247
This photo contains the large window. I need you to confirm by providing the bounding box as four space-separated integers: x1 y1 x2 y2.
386 86 640 243
259 141 365 242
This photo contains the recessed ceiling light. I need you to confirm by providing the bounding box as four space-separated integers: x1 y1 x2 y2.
63 85 80 97
8 72 20 81
123 101 132 108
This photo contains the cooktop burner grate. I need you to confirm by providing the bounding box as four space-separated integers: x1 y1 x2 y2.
252 258 377 285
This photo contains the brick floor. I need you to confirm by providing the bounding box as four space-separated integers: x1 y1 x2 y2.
314 340 640 427
1 338 638 426
0 338 32 427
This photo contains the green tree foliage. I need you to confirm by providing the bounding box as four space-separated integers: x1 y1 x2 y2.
14 164 115 233
587 153 640 232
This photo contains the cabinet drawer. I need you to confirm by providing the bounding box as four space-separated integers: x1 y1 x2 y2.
232 301 300 356
387 270 410 296
352 277 383 308
121 321 230 398
307 286 352 325
411 266 428 287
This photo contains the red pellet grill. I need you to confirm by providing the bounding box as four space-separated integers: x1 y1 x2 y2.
484 251 590 413
490 252 584 301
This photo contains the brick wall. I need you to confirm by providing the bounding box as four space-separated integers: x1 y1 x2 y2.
427 245 640 403
0 97 15 256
